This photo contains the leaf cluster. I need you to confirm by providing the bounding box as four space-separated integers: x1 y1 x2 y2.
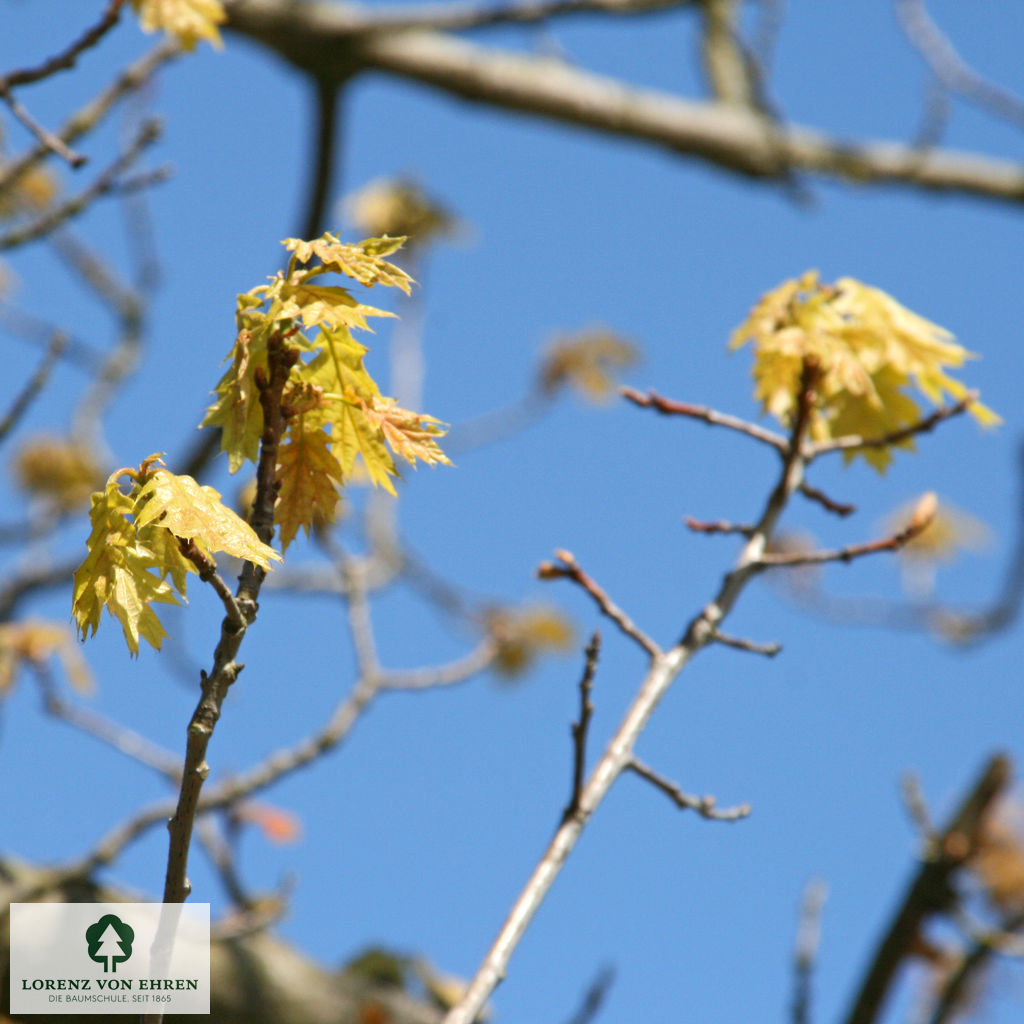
202 233 450 550
731 271 1000 470
72 457 279 655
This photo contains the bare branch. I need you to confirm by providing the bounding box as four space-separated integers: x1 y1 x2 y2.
331 0 693 34
798 481 855 517
0 331 66 443
0 39 180 200
710 628 781 657
563 632 601 822
0 86 86 168
621 386 788 451
805 394 976 458
684 515 756 536
0 0 127 90
895 0 1024 132
756 500 937 570
0 119 164 251
224 1 1024 205
537 549 661 658
627 757 751 821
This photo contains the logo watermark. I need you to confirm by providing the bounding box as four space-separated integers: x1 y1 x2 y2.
10 903 209 1014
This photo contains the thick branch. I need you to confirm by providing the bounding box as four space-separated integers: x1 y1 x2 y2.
841 754 1013 1024
223 0 1024 204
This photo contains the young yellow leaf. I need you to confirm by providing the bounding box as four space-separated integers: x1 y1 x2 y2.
201 325 269 472
275 281 393 333
359 395 451 468
72 479 182 656
283 233 413 293
135 469 281 568
332 397 398 494
131 0 226 49
275 420 344 550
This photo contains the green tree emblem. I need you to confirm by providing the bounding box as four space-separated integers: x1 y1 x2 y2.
85 914 135 973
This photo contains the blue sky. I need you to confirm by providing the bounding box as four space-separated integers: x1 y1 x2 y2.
2 3 1024 1023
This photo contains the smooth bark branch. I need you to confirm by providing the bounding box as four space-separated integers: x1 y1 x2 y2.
443 371 818 1024
223 0 1024 204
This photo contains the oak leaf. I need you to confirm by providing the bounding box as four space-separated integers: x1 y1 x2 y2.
72 479 181 656
730 271 1000 471
275 421 344 550
359 396 451 468
283 233 413 293
135 469 280 568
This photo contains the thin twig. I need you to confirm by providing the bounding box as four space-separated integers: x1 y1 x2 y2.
895 0 1024 132
710 628 781 657
756 503 937 570
36 669 182 781
798 481 855 517
0 119 163 251
442 364 819 1024
0 86 86 167
0 39 179 200
537 549 661 658
0 0 127 90
178 539 245 629
621 385 788 451
792 878 828 1024
380 639 497 690
563 632 600 822
627 757 752 821
684 515 756 536
900 771 936 840
0 332 67 443
806 395 976 457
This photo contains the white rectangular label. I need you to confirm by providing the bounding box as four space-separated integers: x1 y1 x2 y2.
10 903 210 1014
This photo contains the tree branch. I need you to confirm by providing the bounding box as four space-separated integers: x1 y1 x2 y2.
223 0 1024 204
840 754 1013 1024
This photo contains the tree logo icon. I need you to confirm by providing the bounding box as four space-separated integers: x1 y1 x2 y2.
85 914 135 973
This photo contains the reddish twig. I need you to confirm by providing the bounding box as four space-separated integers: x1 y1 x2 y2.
710 629 781 657
806 394 976 458
757 496 937 569
621 385 788 451
798 481 856 517
684 515 756 536
538 549 661 658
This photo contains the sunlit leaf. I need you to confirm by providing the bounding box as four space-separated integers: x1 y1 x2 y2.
358 395 451 468
283 232 413 293
131 0 226 49
135 468 281 568
275 419 344 550
730 271 1000 471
